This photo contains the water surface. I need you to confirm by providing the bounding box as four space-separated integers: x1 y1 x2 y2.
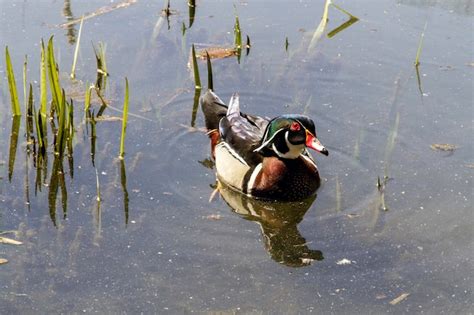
0 0 472 313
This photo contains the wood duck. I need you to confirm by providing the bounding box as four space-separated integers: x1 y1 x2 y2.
201 90 328 201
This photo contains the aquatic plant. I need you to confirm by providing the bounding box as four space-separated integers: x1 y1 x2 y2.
119 78 130 159
191 44 201 89
5 46 21 116
70 15 84 79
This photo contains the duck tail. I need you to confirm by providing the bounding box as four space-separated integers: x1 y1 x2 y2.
200 90 227 130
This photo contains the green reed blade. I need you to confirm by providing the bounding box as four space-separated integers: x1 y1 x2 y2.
55 89 67 158
415 22 427 66
331 2 357 19
119 78 129 159
8 116 21 181
327 16 359 38
234 15 242 49
47 36 63 116
191 44 201 89
308 0 330 52
23 55 27 111
93 42 108 91
5 46 21 116
40 40 47 120
234 13 242 63
206 51 213 91
70 15 84 79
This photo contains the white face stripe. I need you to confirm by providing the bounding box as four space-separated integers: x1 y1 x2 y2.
247 163 263 192
270 131 304 159
253 127 285 152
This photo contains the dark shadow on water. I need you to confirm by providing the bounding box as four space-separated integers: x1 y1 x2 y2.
119 159 130 225
218 184 323 267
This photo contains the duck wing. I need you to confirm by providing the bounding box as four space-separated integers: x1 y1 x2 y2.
218 93 268 166
200 90 268 132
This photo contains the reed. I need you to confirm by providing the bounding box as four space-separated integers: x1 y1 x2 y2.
47 36 63 115
415 22 427 67
23 55 28 111
70 15 84 79
93 42 108 91
191 44 201 89
40 40 47 120
119 78 129 159
5 46 21 116
206 51 213 91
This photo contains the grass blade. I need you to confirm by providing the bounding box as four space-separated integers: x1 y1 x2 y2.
23 55 27 111
191 44 201 89
415 22 428 66
40 40 48 120
119 78 129 159
5 46 21 116
70 15 84 79
206 51 213 91
327 16 359 38
308 0 331 52
47 36 63 115
234 13 242 63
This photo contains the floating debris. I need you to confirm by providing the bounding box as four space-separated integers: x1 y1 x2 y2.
205 214 222 220
430 143 457 152
336 258 352 265
195 47 238 60
389 293 410 305
0 258 8 265
0 237 23 245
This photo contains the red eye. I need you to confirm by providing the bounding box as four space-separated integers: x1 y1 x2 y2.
290 122 301 131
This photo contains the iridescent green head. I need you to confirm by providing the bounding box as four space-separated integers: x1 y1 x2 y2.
254 115 328 159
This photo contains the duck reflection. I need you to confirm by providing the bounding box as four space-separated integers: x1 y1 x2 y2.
217 183 323 267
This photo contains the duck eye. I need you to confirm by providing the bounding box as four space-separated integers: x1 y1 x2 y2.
290 122 300 131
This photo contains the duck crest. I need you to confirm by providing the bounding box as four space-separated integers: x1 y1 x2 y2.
200 90 328 201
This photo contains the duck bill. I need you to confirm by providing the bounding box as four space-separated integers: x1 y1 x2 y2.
306 132 329 156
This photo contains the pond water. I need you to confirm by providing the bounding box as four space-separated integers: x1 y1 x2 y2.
0 0 472 313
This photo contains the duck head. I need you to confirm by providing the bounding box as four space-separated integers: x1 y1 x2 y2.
254 115 329 159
